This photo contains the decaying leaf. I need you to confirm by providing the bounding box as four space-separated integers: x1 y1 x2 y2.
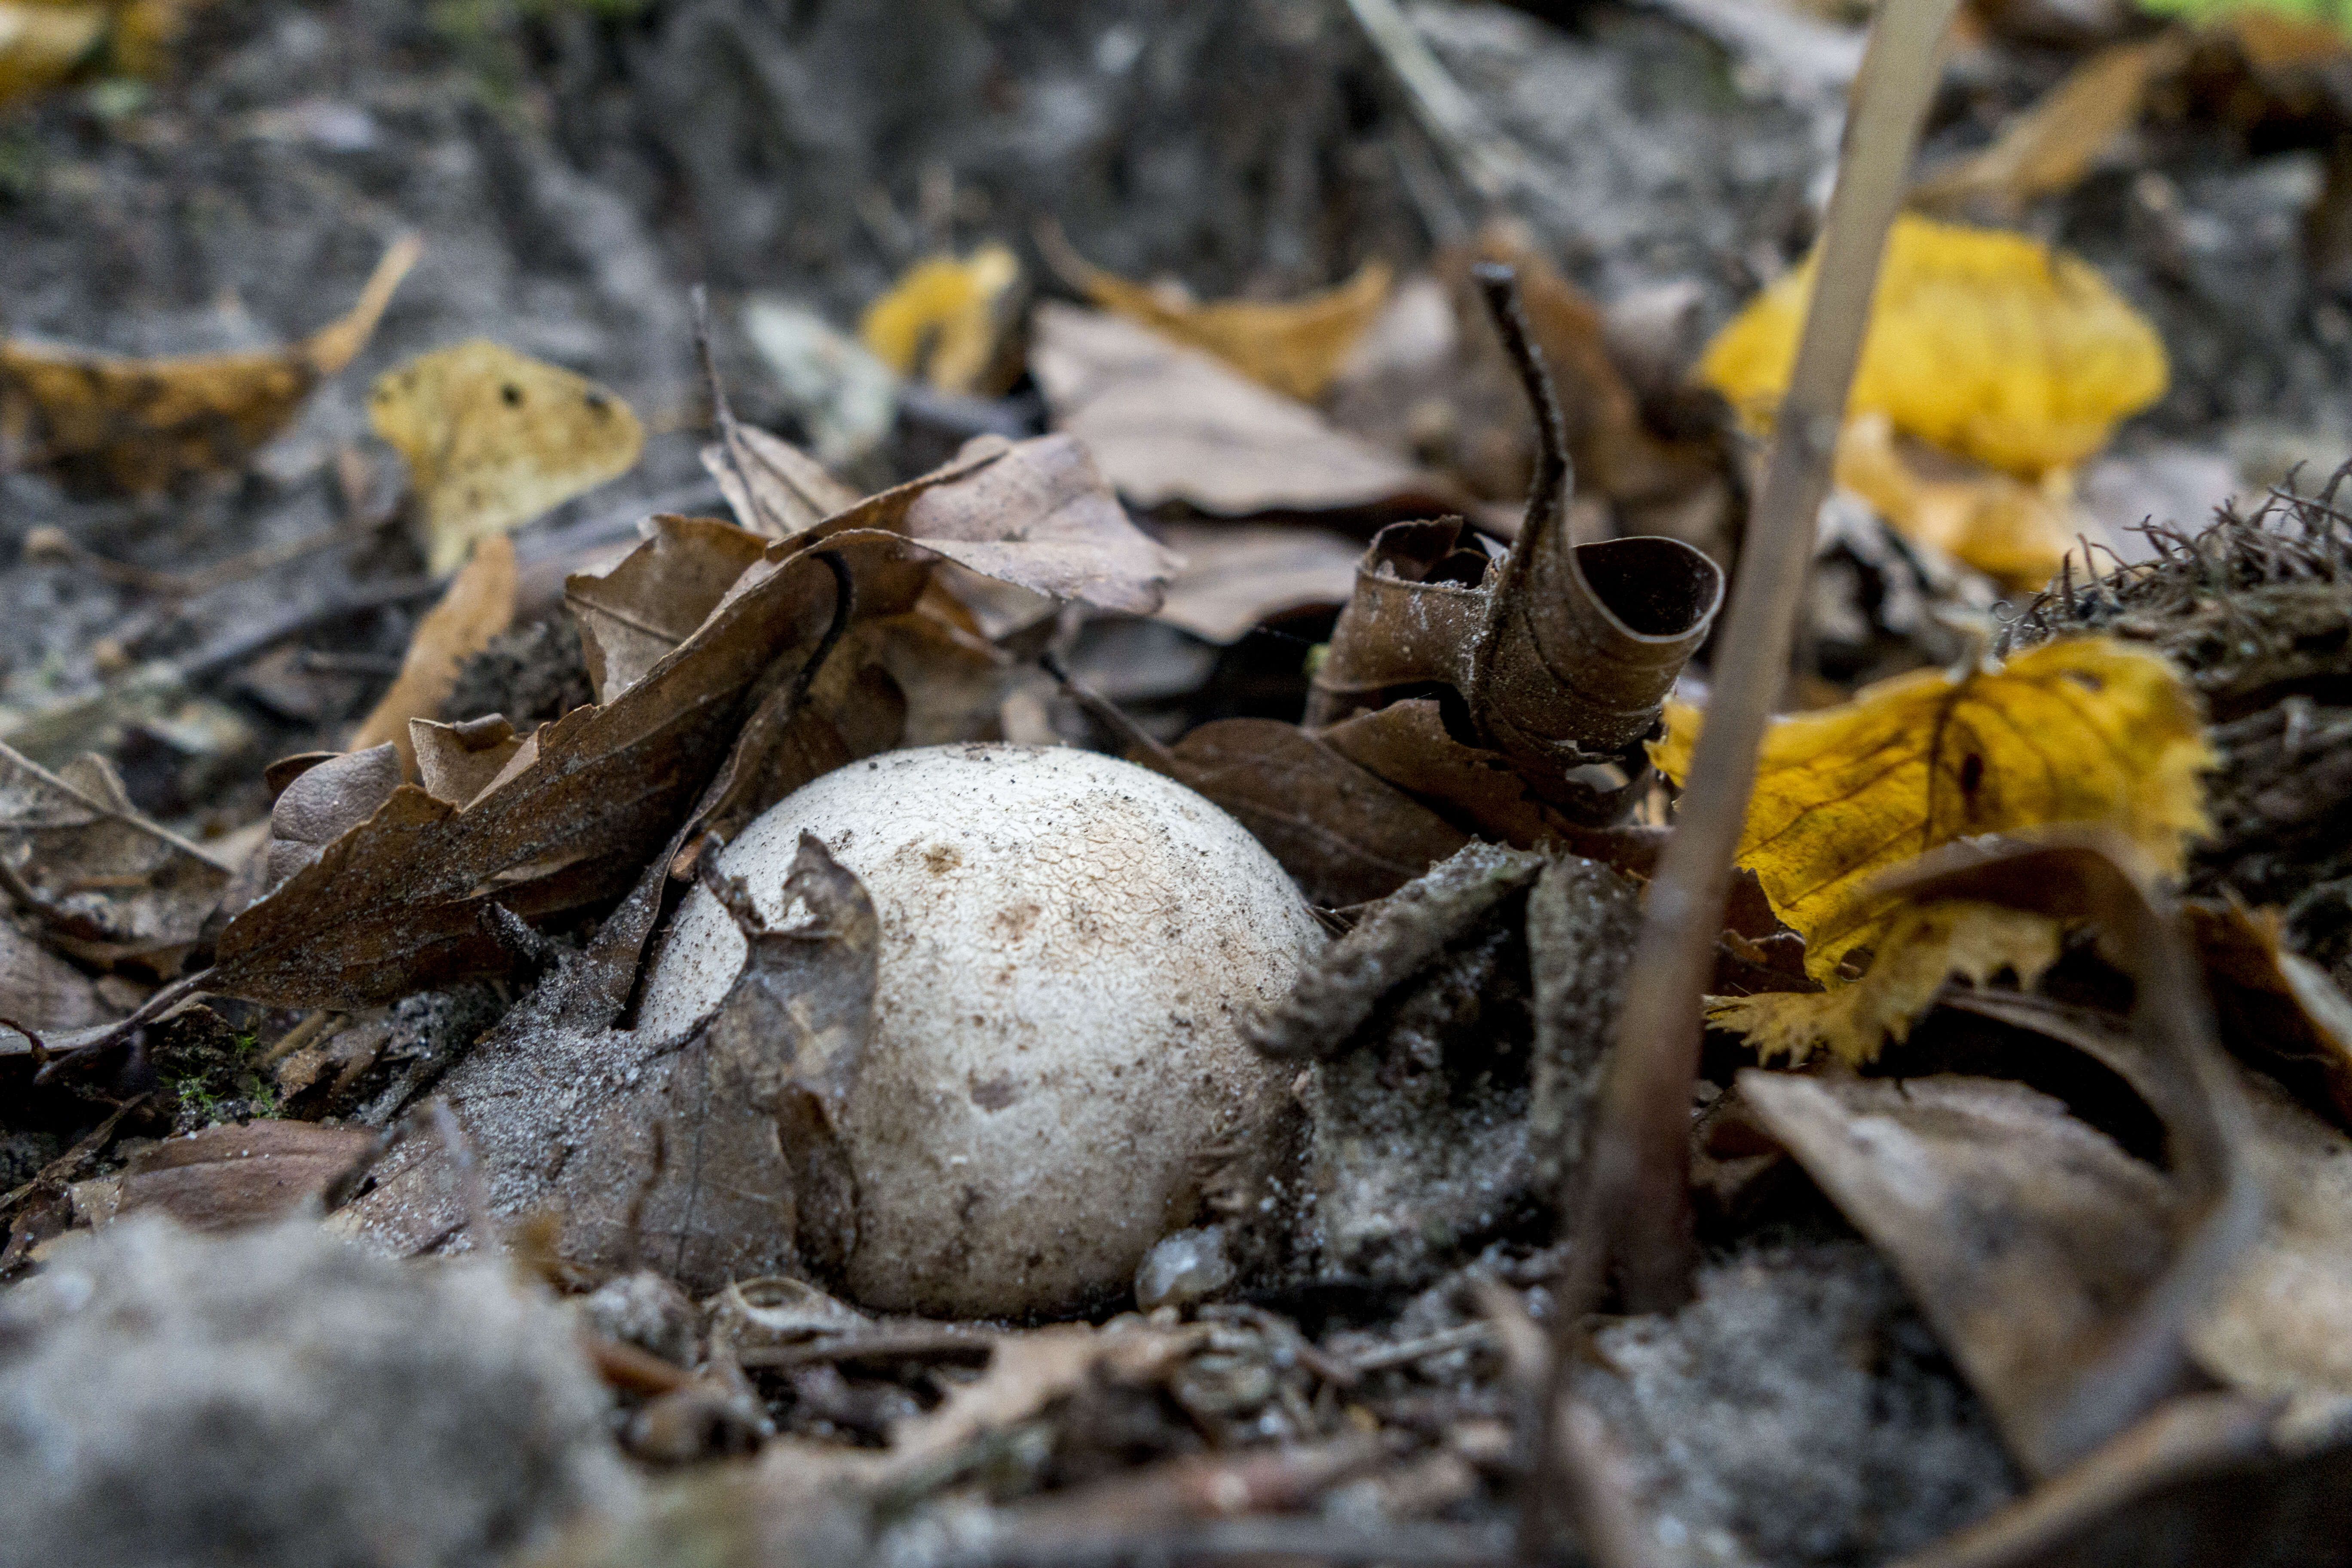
207 435 1170 1010
1742 1071 2185 1476
257 744 401 895
1044 230 1392 403
1652 636 2211 983
455 833 882 1292
368 340 645 576
1698 215 2168 476
0 234 418 493
1147 522 1363 646
702 420 858 543
107 1121 379 1233
0 741 231 971
857 244 1019 394
0 917 115 1050
1912 33 2193 214
1029 302 1460 518
1835 412 2078 590
1125 716 1470 907
2189 1067 2352 1403
1898 1392 2352 1568
1742 834 2263 1477
347 536 518 774
1711 899 2064 1065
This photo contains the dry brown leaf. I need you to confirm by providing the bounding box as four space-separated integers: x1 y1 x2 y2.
1044 229 1392 403
1448 230 1730 520
0 742 230 972
346 536 518 774
1913 34 2191 214
567 516 772 705
368 340 644 576
1898 1392 2352 1568
1651 637 2212 984
1123 717 1470 907
2190 1066 2352 1403
1742 1070 2184 1476
113 1121 378 1233
507 834 879 1291
208 436 1173 1009
258 744 401 895
408 716 523 811
0 235 418 493
1029 302 1460 518
0 918 116 1050
1709 898 2064 1065
1835 411 2079 590
701 421 858 542
1149 522 1363 646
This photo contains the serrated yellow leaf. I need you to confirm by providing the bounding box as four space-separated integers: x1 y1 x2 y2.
368 340 643 576
1651 636 2210 983
1697 215 2168 477
858 244 1020 395
1711 901 2064 1066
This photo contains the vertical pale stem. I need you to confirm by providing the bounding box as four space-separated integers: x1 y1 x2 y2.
1571 0 1965 1312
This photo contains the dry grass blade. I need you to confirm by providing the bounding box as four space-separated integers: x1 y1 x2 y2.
1566 0 1969 1316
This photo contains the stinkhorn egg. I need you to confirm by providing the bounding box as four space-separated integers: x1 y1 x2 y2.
634 744 1323 1319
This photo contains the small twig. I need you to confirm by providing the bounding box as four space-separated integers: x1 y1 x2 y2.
1343 0 1536 206
31 968 214 1084
1348 1320 1496 1373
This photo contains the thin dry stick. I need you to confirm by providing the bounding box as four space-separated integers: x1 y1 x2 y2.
1564 0 1965 1320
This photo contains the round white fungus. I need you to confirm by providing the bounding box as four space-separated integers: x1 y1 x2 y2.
635 744 1323 1319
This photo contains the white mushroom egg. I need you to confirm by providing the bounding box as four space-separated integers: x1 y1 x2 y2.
634 743 1324 1319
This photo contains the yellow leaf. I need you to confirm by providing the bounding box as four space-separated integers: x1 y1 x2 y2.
1048 237 1393 404
858 244 1020 395
346 535 518 776
367 340 644 576
0 2 106 106
0 234 418 493
1651 636 2210 983
1834 411 2076 589
1697 215 2168 477
1710 901 2064 1066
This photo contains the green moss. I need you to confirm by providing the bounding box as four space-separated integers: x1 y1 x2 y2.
2138 0 2352 33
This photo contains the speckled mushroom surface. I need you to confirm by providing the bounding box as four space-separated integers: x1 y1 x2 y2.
636 744 1325 1319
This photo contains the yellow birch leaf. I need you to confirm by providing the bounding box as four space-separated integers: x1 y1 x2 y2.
1651 635 2210 983
347 535 517 777
1710 900 2065 1066
367 340 644 576
1697 215 2168 477
1054 246 1393 405
1834 411 2076 590
0 234 418 493
0 2 106 106
858 244 1020 394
